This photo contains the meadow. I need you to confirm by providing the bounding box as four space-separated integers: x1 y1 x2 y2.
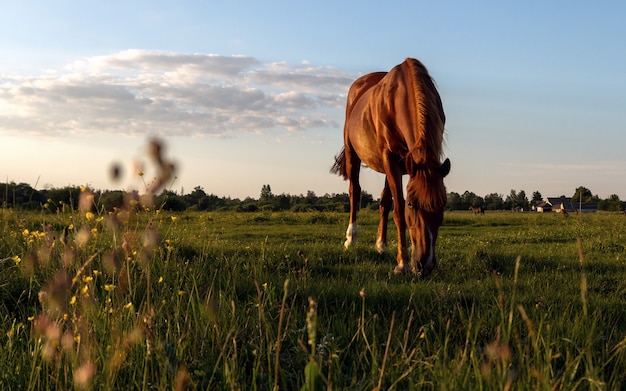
1 204 626 390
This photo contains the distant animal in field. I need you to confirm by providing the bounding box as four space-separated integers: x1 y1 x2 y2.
470 206 484 215
331 58 449 277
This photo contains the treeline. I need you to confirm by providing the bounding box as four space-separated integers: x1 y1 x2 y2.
0 182 377 213
3 182 624 213
447 187 625 212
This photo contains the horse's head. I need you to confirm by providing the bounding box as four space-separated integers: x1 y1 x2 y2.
405 158 450 276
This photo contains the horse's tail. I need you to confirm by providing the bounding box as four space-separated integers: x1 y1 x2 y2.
330 147 348 179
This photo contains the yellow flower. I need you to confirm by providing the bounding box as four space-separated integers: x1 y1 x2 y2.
82 276 93 283
85 212 95 221
22 229 29 237
171 216 178 222
70 296 77 305
93 270 101 276
104 284 116 292
157 276 164 283
91 227 98 235
12 255 21 265
68 224 74 230
124 302 134 310
80 185 87 192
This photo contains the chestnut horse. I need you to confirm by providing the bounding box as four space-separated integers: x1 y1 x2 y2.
470 206 484 215
331 58 450 276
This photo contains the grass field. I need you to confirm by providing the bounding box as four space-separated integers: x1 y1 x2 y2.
1 205 626 390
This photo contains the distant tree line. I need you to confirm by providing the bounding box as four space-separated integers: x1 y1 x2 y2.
0 182 376 213
2 182 624 213
447 186 625 212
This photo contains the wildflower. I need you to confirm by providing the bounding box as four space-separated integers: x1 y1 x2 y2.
91 227 98 236
171 216 178 222
104 284 116 292
82 276 93 283
124 302 134 310
22 229 29 237
93 270 101 276
85 212 95 221
69 296 77 305
12 255 21 265
157 276 163 283
73 361 96 389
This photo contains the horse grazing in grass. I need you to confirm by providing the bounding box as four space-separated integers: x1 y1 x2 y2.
470 206 484 215
331 58 450 276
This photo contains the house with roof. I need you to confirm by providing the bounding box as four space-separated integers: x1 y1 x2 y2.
534 197 597 213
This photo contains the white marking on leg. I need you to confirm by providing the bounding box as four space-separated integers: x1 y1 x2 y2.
375 237 387 253
344 223 357 249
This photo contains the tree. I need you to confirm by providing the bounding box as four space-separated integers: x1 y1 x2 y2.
461 191 482 209
446 192 462 210
260 184 273 201
504 190 529 210
598 194 623 211
1 182 44 209
484 193 504 210
572 186 595 203
184 186 207 209
532 191 543 203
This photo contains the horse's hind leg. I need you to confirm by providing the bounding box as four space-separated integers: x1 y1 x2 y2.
376 179 392 253
344 148 361 249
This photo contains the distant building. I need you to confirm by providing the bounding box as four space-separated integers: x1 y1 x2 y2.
533 197 597 213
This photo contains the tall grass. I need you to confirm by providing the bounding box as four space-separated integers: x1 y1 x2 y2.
2 201 626 389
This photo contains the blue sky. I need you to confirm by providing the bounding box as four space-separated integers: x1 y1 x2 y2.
1 1 625 200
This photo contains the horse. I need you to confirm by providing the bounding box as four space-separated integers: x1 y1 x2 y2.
331 58 450 276
470 206 484 215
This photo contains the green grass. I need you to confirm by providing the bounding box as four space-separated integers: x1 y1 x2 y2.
1 206 626 390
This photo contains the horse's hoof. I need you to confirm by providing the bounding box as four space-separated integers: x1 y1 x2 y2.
394 264 411 274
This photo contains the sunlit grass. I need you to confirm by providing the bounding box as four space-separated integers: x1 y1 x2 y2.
2 200 626 389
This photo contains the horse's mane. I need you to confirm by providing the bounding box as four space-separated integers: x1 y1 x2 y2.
402 58 445 167
402 58 447 211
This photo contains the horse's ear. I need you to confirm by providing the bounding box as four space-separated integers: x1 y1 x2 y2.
439 158 451 177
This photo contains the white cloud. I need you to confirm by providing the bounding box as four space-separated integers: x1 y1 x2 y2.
0 50 354 138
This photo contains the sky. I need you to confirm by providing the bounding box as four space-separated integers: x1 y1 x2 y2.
1 1 625 200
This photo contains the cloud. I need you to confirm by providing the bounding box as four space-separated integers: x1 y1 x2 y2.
0 50 354 138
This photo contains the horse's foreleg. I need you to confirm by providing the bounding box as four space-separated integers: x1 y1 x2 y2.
376 180 392 253
385 171 410 274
